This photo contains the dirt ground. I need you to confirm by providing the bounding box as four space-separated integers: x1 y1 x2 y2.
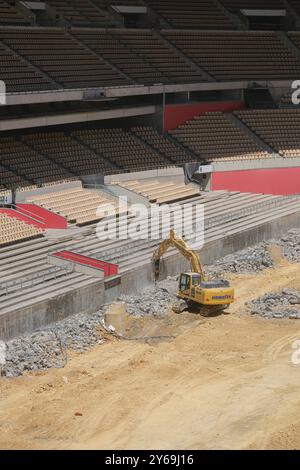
2 252 300 449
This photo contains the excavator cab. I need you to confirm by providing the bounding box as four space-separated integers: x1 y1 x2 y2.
179 273 201 293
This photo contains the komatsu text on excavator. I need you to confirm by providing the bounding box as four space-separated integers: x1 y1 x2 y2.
152 230 235 314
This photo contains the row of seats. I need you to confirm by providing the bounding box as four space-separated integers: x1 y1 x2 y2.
235 109 300 158
0 42 56 92
170 112 271 161
0 126 193 189
116 179 200 204
2 111 300 191
0 162 28 189
3 28 300 91
0 27 131 89
72 127 175 173
0 136 72 185
72 28 207 85
23 131 119 176
27 187 125 225
131 126 196 165
0 212 43 247
164 31 300 81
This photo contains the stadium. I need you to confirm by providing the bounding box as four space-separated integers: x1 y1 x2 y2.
1 0 300 451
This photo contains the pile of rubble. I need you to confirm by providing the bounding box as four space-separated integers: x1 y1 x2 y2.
247 288 300 319
277 229 300 263
117 277 178 317
2 308 106 377
206 242 274 277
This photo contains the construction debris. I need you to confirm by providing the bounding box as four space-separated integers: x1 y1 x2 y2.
277 229 300 263
2 309 106 377
117 277 178 317
247 288 300 319
206 242 274 277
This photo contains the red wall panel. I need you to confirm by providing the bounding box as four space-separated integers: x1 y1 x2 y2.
164 101 244 131
53 251 119 277
212 167 300 195
17 203 68 229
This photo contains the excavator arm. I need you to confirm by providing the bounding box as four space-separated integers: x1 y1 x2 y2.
152 229 206 280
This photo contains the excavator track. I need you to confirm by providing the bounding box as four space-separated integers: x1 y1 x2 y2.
198 304 230 316
173 300 230 316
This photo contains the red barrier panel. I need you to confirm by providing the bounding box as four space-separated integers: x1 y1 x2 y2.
53 251 119 277
212 167 300 195
164 101 244 131
17 204 67 229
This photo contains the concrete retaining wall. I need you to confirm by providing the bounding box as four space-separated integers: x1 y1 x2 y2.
1 207 300 340
0 281 104 341
104 167 184 185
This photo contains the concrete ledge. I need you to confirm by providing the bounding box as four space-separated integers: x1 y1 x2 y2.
48 255 105 279
0 280 103 340
0 105 156 132
104 167 184 185
213 158 300 172
5 79 294 106
105 184 150 206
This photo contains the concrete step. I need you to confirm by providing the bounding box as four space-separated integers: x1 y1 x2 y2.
0 272 94 312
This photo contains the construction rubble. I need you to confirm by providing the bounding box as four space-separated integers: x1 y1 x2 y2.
206 242 274 277
118 278 178 317
277 229 300 263
2 309 106 377
247 288 300 319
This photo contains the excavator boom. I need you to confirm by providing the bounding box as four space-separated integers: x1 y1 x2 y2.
152 229 205 279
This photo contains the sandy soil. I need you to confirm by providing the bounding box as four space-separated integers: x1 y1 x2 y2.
2 254 300 449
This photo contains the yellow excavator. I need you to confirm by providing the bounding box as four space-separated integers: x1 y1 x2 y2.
152 229 234 314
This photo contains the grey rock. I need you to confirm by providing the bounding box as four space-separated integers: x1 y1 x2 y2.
247 289 300 320
289 313 300 319
2 307 106 378
289 299 300 305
